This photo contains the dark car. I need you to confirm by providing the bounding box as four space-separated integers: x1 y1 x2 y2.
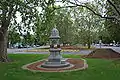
18 45 23 48
116 44 120 47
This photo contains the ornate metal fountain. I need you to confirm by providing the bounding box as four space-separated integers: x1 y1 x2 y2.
41 28 70 68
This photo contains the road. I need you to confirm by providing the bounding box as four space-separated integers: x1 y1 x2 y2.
7 45 120 55
95 45 120 53
7 46 50 54
7 45 93 55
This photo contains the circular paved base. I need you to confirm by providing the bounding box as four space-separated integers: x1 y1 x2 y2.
41 62 70 68
22 58 88 72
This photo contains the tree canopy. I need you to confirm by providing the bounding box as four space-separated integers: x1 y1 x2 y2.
0 0 120 62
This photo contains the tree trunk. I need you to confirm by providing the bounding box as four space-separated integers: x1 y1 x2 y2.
88 42 91 49
87 35 91 49
0 28 9 62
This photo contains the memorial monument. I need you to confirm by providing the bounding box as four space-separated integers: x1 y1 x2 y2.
41 27 70 68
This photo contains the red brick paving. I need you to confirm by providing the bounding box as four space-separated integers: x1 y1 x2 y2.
22 58 87 72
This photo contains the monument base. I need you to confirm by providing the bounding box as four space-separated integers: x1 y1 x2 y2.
41 59 70 68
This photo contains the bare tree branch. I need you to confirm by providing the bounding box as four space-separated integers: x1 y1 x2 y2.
64 1 119 21
107 0 120 16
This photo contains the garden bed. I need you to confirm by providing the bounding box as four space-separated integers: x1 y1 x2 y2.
83 48 120 59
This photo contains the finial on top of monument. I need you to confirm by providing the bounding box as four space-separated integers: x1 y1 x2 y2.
49 26 60 39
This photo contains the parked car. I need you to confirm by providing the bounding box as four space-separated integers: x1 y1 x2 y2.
116 44 120 47
109 43 113 46
18 45 24 48
36 45 40 47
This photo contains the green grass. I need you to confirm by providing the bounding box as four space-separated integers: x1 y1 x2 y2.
0 54 120 80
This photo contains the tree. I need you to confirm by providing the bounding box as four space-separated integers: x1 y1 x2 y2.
22 31 35 46
8 28 21 47
1 0 118 62
34 0 56 45
68 6 106 48
53 3 107 48
54 8 74 45
0 0 43 62
105 0 120 43
61 0 120 22
59 0 119 45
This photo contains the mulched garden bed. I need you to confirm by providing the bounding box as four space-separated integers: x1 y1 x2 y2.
61 46 80 50
24 45 94 52
22 58 88 72
61 45 94 50
24 46 81 52
82 48 120 59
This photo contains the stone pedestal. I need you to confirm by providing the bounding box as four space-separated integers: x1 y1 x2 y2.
41 48 70 68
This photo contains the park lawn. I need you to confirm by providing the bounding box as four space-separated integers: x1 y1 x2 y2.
0 54 120 80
